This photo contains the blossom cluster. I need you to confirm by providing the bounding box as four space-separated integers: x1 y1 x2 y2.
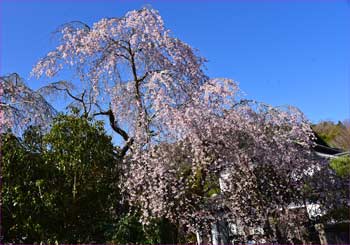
28 7 345 241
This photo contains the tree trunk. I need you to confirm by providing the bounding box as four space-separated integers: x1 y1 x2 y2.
315 223 328 245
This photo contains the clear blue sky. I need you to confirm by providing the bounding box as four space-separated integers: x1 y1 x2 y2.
1 0 349 123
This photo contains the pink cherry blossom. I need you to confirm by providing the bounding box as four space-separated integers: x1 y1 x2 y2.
30 7 346 242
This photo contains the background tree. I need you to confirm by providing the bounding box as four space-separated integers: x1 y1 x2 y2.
42 113 121 243
2 127 57 242
0 73 56 133
2 114 122 243
313 120 350 151
330 155 350 178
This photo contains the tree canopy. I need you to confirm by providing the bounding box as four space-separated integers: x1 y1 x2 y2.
2 115 120 243
0 73 56 133
313 120 350 151
1 7 348 244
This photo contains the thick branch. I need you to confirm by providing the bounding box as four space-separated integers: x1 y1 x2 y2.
127 42 151 139
127 43 140 99
93 109 129 141
93 109 133 158
52 86 88 117
118 139 134 158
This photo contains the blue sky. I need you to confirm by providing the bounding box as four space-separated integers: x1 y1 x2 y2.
1 0 349 123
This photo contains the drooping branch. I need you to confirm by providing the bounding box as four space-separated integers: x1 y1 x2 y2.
38 81 133 156
38 82 92 117
65 89 88 117
1 73 57 133
29 8 336 242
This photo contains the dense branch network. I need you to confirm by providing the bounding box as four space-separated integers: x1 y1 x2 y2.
32 8 208 156
0 73 56 133
28 7 348 242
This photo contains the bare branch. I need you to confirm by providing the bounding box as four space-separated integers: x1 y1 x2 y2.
93 109 133 157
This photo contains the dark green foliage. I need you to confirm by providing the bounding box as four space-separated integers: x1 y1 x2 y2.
2 114 181 243
42 115 121 243
145 217 180 244
2 115 121 243
330 155 350 178
2 129 58 242
110 213 147 243
313 120 350 151
326 155 350 222
110 214 181 244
